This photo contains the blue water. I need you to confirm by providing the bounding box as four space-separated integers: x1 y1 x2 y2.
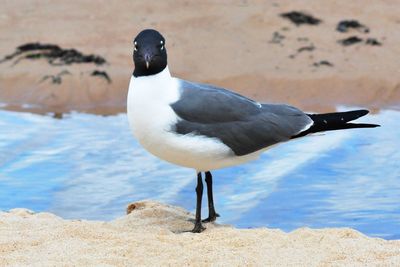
0 109 399 239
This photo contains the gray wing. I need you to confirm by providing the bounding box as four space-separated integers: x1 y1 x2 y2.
170 79 313 156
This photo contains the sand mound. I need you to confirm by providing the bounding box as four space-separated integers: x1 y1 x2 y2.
1 201 399 266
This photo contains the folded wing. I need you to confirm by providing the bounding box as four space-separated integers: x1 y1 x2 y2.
170 79 313 156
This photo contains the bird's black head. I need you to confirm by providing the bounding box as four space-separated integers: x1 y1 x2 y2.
132 29 167 77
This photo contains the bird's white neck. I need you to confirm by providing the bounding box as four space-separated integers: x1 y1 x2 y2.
128 65 179 112
133 66 172 81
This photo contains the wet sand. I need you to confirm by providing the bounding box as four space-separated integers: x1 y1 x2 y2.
1 201 400 266
0 0 399 114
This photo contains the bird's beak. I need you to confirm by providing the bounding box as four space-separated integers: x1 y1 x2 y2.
145 54 151 69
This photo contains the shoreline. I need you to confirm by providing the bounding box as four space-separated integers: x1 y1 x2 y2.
1 74 399 116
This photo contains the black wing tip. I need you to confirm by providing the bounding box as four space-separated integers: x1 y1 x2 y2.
348 109 369 118
345 123 380 128
357 109 369 116
337 109 370 122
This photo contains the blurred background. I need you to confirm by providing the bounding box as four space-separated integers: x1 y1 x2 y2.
0 1 399 239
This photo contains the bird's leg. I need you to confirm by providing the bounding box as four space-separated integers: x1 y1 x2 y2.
192 172 205 233
202 171 220 223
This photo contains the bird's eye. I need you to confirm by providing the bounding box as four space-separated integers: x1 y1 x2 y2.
134 41 138 52
160 40 164 50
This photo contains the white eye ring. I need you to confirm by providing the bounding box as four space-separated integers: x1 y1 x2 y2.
134 41 138 51
160 45 164 50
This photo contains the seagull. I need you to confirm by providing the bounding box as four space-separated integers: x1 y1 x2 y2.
127 29 379 233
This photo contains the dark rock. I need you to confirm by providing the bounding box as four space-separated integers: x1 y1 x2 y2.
40 70 71 85
297 45 315 53
91 70 112 83
366 38 382 46
338 36 363 46
41 75 62 84
313 60 334 67
18 43 62 52
337 36 382 47
269 31 285 45
297 37 309 42
0 42 107 66
337 20 369 33
53 112 63 119
289 44 315 59
280 11 321 26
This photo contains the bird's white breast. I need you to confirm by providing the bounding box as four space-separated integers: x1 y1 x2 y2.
127 68 263 171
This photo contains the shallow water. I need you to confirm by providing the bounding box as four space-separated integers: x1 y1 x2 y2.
0 109 399 239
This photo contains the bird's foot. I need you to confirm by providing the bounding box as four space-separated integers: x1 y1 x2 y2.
191 222 206 233
202 212 220 223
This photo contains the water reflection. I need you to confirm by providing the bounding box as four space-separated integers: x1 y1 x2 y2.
0 109 399 239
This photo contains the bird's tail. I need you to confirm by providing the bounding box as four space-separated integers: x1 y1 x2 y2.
292 109 380 138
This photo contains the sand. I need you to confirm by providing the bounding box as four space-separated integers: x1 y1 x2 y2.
0 0 400 114
0 201 399 266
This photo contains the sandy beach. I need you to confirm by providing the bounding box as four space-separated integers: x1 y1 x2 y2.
1 201 400 266
0 0 399 114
